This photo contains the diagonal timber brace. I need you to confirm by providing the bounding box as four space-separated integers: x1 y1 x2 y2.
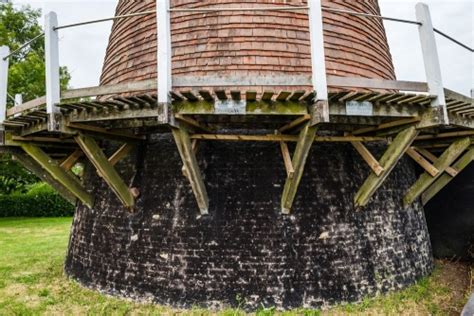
281 122 318 214
1 147 77 204
75 134 136 209
172 127 209 215
404 137 471 206
354 126 419 207
421 148 473 205
18 143 94 207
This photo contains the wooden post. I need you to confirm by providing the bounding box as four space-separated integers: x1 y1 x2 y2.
403 137 471 206
281 122 318 214
156 0 172 121
172 127 209 215
308 0 329 124
422 148 473 205
19 143 94 207
0 46 9 127
351 141 384 176
354 126 419 207
405 147 439 177
75 134 135 209
416 2 448 125
45 12 61 131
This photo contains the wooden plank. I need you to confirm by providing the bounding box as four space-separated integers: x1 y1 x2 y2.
422 148 474 205
276 91 292 102
215 90 227 100
280 140 294 178
405 147 439 177
327 76 428 92
198 90 214 102
352 117 420 135
262 91 274 102
279 114 311 133
351 141 384 176
416 130 474 141
67 123 146 141
404 137 471 205
175 114 211 133
415 147 458 177
246 91 257 102
230 91 241 101
189 134 386 143
62 79 156 100
19 142 93 207
108 143 134 166
354 126 419 207
181 91 199 102
281 122 318 214
172 127 209 214
75 134 135 209
289 91 306 102
60 149 83 171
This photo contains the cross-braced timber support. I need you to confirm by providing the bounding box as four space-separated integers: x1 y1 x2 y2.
421 148 473 205
354 125 419 207
75 134 136 210
172 126 209 215
19 142 94 207
281 122 318 214
403 137 471 206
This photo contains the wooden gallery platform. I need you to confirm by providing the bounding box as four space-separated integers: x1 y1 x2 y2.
0 77 473 214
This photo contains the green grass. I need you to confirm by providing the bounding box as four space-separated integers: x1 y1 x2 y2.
0 217 469 315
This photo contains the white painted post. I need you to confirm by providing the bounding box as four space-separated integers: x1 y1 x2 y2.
416 2 448 125
45 12 61 131
308 0 329 123
0 46 9 127
156 0 172 106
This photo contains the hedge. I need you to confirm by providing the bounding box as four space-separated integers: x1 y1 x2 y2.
0 184 75 217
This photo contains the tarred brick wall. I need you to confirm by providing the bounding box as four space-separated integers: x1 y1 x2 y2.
100 0 395 93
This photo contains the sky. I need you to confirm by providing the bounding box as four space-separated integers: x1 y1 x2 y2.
10 0 474 96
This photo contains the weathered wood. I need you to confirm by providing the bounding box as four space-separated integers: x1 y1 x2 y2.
327 76 428 92
280 140 294 178
67 123 146 142
108 143 134 166
198 90 214 102
405 147 439 177
19 142 93 207
175 114 211 133
172 127 209 214
416 130 474 141
351 141 384 176
181 91 199 102
75 134 135 209
276 91 292 102
353 117 421 135
415 147 458 177
157 0 171 104
422 148 474 205
281 122 318 214
190 134 386 143
215 90 227 100
0 46 9 125
308 0 328 101
230 91 241 101
60 149 83 170
45 12 61 131
279 115 311 133
354 126 419 207
246 91 257 102
403 137 471 205
262 91 274 102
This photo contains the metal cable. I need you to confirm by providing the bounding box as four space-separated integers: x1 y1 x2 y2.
321 6 421 25
169 6 309 12
2 33 45 60
54 10 156 30
434 28 473 52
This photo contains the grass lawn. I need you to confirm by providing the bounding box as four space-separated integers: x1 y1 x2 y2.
0 217 471 315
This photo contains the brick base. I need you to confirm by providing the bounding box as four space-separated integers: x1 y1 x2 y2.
65 134 433 310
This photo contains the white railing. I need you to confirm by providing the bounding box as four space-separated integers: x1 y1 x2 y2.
0 1 472 130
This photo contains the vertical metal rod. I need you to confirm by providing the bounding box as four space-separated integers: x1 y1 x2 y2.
45 12 61 131
415 2 448 125
308 0 329 123
157 0 172 105
0 46 9 126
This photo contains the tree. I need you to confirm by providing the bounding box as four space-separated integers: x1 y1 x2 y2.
0 2 71 106
0 3 72 194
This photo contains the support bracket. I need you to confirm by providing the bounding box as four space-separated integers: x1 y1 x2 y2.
354 125 419 207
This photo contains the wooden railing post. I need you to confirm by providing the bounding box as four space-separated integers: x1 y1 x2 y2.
416 2 449 125
45 12 61 131
0 46 9 129
156 0 172 121
308 0 329 124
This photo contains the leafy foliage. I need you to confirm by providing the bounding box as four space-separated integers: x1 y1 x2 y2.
0 153 38 195
0 2 71 107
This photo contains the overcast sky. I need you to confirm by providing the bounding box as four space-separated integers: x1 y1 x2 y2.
11 0 474 96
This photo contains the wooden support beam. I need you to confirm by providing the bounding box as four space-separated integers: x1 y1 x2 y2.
172 127 209 215
279 114 311 133
281 122 318 214
422 148 474 205
404 137 471 206
351 141 384 176
0 46 9 127
175 114 211 133
352 117 421 135
75 134 135 209
19 142 93 207
405 147 439 177
45 12 62 131
280 141 294 178
415 147 458 177
108 143 134 166
354 126 419 207
190 134 386 143
67 122 145 142
60 148 83 171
